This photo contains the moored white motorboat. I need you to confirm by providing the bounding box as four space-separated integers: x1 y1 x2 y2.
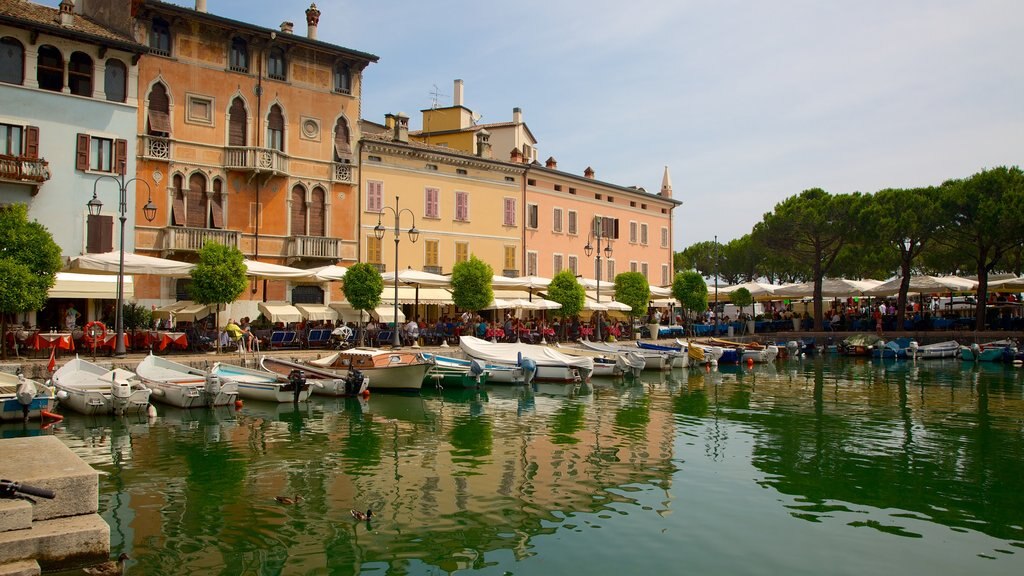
0 371 55 421
636 341 692 368
260 356 368 397
211 362 313 403
553 344 645 378
460 336 592 382
136 354 238 408
909 340 960 359
305 349 430 391
51 356 151 416
581 340 672 370
419 353 527 384
677 339 726 365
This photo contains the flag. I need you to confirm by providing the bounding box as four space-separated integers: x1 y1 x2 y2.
47 347 56 373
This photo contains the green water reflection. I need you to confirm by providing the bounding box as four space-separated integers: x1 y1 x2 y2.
20 357 1024 574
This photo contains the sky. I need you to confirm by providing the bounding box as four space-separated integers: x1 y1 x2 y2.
47 0 1024 250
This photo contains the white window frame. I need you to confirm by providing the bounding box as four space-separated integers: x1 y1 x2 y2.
629 220 638 244
366 180 383 212
641 262 649 279
553 253 563 273
630 261 638 273
455 190 469 222
552 207 563 233
568 254 578 276
526 203 539 230
568 210 578 235
526 250 538 276
424 186 440 219
662 264 670 285
640 223 649 246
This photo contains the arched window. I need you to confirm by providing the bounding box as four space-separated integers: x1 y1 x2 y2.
267 104 284 151
210 178 224 229
268 46 286 81
68 51 92 96
0 37 24 85
36 45 63 92
310 187 326 237
171 174 185 226
229 37 249 73
147 82 170 135
149 18 171 56
104 59 126 102
228 97 247 146
290 185 307 236
186 173 207 228
333 62 350 94
333 116 351 159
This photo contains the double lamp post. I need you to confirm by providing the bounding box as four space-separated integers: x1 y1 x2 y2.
374 195 418 348
584 218 613 342
86 162 157 357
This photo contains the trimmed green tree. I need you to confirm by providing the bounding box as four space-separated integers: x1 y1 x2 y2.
547 270 585 341
451 255 494 316
729 287 753 332
189 242 247 353
342 263 384 346
0 204 62 360
672 271 708 330
613 272 650 340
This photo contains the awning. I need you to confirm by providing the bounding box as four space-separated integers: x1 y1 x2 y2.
382 269 452 287
258 302 303 323
296 304 338 322
379 286 454 305
151 300 191 320
48 272 134 299
371 305 405 324
67 251 195 278
863 275 977 297
175 302 214 322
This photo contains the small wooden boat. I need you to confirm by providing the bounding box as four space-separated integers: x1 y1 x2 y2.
676 339 725 365
51 356 151 416
708 338 779 363
419 353 521 384
211 362 313 403
260 356 368 397
960 340 1017 362
136 354 238 408
0 371 55 421
459 336 592 382
908 340 960 359
840 334 883 357
304 349 431 391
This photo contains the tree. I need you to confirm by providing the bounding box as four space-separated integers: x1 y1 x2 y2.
614 272 650 339
672 271 707 328
677 241 719 277
342 263 384 346
0 204 62 360
933 167 1024 329
189 242 247 353
754 189 864 330
546 270 584 341
451 255 493 315
729 287 753 331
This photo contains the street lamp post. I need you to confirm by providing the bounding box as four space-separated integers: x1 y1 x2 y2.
714 235 719 335
584 219 613 342
374 196 418 348
86 161 158 357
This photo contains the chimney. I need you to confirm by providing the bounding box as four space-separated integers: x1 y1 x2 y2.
584 166 595 179
384 113 395 131
393 113 409 143
475 129 492 159
195 0 207 13
512 107 522 124
58 0 74 27
545 156 557 169
510 148 523 163
280 21 294 33
453 79 464 107
306 3 321 40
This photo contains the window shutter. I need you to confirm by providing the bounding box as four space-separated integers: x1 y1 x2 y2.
228 98 246 146
210 195 224 229
114 139 127 174
147 84 171 134
187 174 206 227
24 126 39 158
171 191 185 226
87 214 113 253
334 117 351 156
310 188 325 236
75 133 89 171
367 181 382 212
291 187 307 235
455 192 467 221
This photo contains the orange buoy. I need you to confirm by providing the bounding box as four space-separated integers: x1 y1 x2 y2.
704 363 711 373
747 357 754 367
41 410 63 421
361 389 370 397
234 400 244 409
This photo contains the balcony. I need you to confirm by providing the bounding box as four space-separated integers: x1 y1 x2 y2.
224 146 289 176
162 226 241 255
332 162 353 184
286 235 342 262
142 136 171 161
0 154 50 191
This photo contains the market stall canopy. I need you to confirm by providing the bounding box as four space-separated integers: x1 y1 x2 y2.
379 287 454 305
988 276 1024 291
68 251 195 278
48 272 134 299
305 264 349 282
582 292 635 312
382 269 452 287
864 275 977 297
296 304 339 322
583 300 609 311
774 278 883 299
244 259 313 279
151 300 190 320
492 275 528 288
714 281 784 301
174 302 215 322
257 302 303 323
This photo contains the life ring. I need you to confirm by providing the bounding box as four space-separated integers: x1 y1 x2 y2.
83 321 107 347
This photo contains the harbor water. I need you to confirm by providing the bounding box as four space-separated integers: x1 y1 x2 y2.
6 357 1024 575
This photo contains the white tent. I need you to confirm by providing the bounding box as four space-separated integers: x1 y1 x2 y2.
382 269 451 287
48 272 134 299
257 302 303 323
774 278 883 299
244 259 312 279
371 305 405 324
296 304 339 322
988 276 1024 291
864 275 977 297
380 287 454 305
305 264 349 282
714 281 784 301
68 251 195 278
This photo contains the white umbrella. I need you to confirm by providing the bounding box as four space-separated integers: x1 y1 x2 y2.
244 259 312 279
988 276 1024 291
382 269 451 287
775 278 883 299
714 281 783 301
306 264 349 282
68 251 195 278
864 275 977 297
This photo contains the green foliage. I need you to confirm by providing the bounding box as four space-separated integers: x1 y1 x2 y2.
677 241 719 277
342 263 384 313
451 255 493 312
0 204 62 359
729 287 753 309
547 270 584 319
122 302 152 330
672 271 707 319
613 272 650 318
190 242 246 352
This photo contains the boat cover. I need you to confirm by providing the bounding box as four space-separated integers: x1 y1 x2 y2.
459 336 593 370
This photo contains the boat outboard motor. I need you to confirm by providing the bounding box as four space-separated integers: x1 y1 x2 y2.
110 376 132 415
908 341 919 359
288 369 306 403
204 374 222 402
469 360 486 384
970 342 981 362
344 368 365 396
520 357 538 386
16 373 36 420
786 341 800 358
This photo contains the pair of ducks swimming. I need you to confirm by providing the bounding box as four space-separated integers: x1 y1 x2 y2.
274 495 373 521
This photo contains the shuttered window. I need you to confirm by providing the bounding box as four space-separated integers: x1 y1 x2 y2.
267 105 284 151
334 117 351 158
661 227 669 248
310 187 326 236
366 180 382 212
553 254 563 273
630 221 638 243
147 83 171 135
455 242 468 263
568 210 577 235
171 175 185 226
104 59 127 102
504 246 516 271
455 191 469 221
526 204 538 229
552 208 562 233
425 240 439 267
210 179 224 229
228 97 246 146
568 255 578 276
366 236 382 264
640 223 648 245
503 197 516 227
424 187 439 218
86 214 113 254
186 173 207 228
24 126 38 158
527 252 537 276
290 185 307 236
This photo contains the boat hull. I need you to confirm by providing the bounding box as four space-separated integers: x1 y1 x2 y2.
212 363 312 403
51 358 151 416
136 355 238 408
0 394 55 421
